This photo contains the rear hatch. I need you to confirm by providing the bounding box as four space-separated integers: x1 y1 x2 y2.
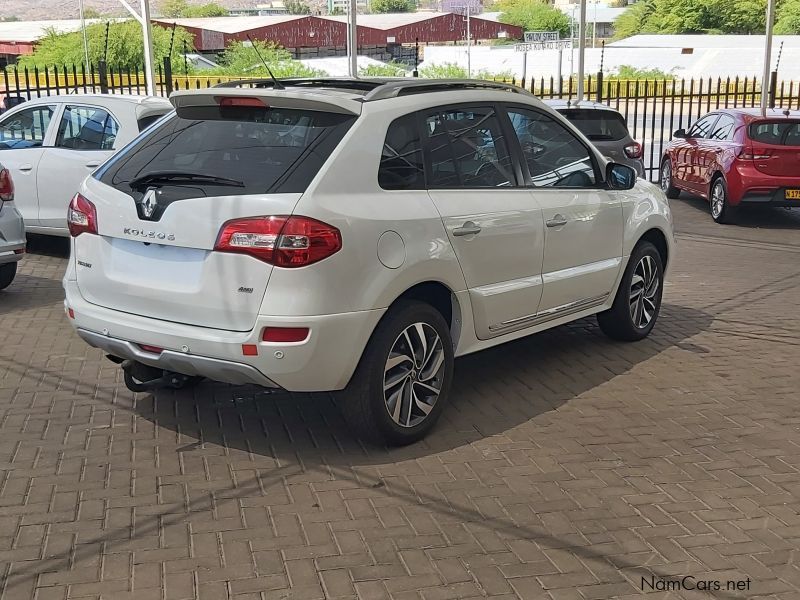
747 119 800 177
556 108 633 162
74 92 357 332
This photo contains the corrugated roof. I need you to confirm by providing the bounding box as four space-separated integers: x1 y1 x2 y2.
157 15 306 34
320 12 452 29
0 18 110 43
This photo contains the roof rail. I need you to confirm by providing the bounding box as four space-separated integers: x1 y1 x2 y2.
213 78 392 92
362 79 532 101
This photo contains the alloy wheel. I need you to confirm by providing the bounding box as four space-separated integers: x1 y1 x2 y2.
660 162 671 193
383 323 445 428
629 255 660 329
711 181 725 219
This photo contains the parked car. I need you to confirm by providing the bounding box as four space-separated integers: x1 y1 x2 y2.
63 79 674 445
660 108 800 223
0 94 172 236
545 100 645 178
0 93 25 113
0 164 25 290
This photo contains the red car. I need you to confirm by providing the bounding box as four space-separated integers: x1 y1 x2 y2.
660 108 800 223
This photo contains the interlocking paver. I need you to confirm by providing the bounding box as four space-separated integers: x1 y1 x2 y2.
1 203 800 599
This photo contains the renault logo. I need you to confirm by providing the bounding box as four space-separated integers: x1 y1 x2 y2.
141 189 158 218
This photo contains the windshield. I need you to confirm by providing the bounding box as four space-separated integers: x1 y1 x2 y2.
557 109 630 141
97 105 355 196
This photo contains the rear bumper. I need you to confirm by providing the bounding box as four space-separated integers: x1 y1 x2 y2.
0 203 26 264
728 162 800 206
739 188 800 208
64 279 385 392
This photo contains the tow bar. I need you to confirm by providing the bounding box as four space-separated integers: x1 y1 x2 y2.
110 356 200 392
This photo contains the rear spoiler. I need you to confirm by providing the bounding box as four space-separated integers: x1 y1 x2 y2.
170 87 362 116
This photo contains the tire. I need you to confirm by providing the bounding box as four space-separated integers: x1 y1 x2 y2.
660 159 680 199
0 262 17 291
337 300 454 446
597 241 664 342
710 176 734 224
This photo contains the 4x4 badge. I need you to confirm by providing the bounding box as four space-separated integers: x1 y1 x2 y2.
141 189 158 218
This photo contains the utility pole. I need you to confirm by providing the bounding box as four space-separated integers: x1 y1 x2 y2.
347 0 358 77
116 0 156 95
79 0 91 76
576 0 587 103
464 4 471 78
760 0 776 112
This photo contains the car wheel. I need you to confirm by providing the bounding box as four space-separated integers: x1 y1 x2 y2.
338 300 454 446
0 262 17 291
660 159 680 199
710 177 733 224
597 241 664 342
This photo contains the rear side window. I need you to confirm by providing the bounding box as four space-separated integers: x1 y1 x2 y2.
99 105 355 196
56 105 118 150
557 109 629 141
749 120 800 146
379 114 425 190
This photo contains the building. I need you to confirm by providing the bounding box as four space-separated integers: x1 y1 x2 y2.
327 0 369 14
0 18 107 65
229 2 290 16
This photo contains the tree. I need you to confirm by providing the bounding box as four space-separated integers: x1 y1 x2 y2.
18 21 196 68
775 0 800 34
208 39 326 77
285 0 312 14
371 0 416 13
160 0 228 17
497 0 570 39
82 7 104 19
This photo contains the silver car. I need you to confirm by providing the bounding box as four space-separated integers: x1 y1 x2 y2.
546 100 646 178
0 163 25 290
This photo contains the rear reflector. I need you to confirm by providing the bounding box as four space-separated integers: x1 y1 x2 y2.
67 308 75 319
0 168 13 201
218 96 267 108
262 327 310 343
138 344 164 354
242 344 258 356
14 248 24 254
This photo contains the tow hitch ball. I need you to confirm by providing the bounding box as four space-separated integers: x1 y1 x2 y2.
111 357 195 392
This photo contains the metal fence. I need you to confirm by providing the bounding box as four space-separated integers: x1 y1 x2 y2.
3 61 800 182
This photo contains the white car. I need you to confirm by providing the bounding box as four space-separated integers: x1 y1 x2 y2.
63 79 674 445
0 94 172 236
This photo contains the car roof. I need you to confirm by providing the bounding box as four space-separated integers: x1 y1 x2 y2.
543 99 624 114
18 94 171 108
708 107 800 121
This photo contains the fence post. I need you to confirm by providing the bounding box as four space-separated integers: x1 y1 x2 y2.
768 70 778 108
98 61 109 94
163 57 173 96
596 71 603 103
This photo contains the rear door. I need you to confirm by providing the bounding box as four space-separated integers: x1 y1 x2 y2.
422 104 546 340
504 106 623 315
75 98 356 332
37 104 118 230
0 103 58 227
748 119 800 178
556 107 632 163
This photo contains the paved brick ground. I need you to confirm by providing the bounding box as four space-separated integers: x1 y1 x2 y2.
1 199 799 600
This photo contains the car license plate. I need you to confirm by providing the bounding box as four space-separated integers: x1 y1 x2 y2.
786 189 800 200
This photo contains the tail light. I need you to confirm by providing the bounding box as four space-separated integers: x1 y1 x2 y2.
624 141 643 159
215 216 342 267
0 168 13 202
67 193 98 237
738 147 772 160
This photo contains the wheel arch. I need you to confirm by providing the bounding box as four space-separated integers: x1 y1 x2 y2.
637 227 670 269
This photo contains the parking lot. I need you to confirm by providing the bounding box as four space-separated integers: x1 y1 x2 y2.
1 198 799 599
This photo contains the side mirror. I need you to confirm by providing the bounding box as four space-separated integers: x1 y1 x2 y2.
606 162 637 191
673 128 687 139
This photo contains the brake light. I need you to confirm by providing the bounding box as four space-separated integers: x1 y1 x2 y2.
0 168 13 201
67 193 98 237
624 141 643 159
739 148 772 160
218 97 267 108
262 327 310 343
214 216 342 267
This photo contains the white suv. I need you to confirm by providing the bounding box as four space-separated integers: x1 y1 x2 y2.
63 79 674 445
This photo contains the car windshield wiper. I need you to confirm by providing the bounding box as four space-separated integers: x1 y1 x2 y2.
129 171 245 189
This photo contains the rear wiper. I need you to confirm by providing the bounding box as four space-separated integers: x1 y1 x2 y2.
129 171 245 189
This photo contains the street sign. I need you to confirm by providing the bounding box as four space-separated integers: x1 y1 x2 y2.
524 31 559 43
515 40 572 52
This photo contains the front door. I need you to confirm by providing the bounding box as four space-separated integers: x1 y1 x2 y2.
36 104 118 230
504 106 623 316
682 113 719 193
0 104 58 228
421 104 546 340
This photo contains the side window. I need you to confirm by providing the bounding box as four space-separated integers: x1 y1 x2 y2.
423 106 514 188
507 108 596 188
379 114 425 190
0 105 54 149
687 114 718 139
709 114 735 141
56 105 119 150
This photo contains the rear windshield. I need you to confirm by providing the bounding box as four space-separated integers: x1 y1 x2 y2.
748 120 800 146
98 105 355 196
556 109 629 141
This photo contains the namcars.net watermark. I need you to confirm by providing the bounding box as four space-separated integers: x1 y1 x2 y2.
642 575 752 592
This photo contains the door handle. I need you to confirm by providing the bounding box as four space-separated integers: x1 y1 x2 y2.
18 164 32 172
452 221 482 237
85 162 101 169
546 214 568 228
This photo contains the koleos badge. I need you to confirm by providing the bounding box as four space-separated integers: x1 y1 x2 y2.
141 189 158 218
